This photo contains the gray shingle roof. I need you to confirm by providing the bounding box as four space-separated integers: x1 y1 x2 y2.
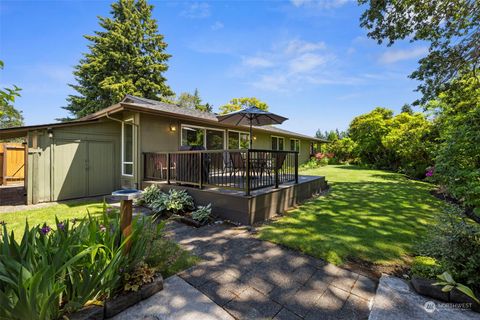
121 95 325 142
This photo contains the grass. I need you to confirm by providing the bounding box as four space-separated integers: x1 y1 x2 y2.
259 165 445 267
1 199 106 237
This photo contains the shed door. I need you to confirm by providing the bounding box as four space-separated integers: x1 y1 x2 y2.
53 139 115 201
88 141 114 196
53 140 88 200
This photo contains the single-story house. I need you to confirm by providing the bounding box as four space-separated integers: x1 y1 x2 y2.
0 95 328 223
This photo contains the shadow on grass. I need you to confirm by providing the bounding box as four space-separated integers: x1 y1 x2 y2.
260 175 442 266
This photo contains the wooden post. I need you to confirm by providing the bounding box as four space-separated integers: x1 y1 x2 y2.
2 144 7 185
246 150 251 196
120 199 133 254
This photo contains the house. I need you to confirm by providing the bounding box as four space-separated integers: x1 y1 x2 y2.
0 95 328 223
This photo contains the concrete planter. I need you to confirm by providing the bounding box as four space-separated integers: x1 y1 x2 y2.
69 275 164 320
411 277 480 313
411 277 449 302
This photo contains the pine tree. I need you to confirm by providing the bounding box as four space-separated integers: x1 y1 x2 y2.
64 0 173 119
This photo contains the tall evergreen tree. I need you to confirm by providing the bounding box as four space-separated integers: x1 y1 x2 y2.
64 0 173 119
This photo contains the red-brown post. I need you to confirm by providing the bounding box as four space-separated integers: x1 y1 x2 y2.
120 199 133 254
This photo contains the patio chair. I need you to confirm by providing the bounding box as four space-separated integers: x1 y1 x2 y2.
229 152 245 177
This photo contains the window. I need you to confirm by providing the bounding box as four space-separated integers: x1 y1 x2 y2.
271 136 284 151
182 126 204 148
122 121 134 176
290 139 300 152
206 129 224 150
181 125 225 150
228 131 250 149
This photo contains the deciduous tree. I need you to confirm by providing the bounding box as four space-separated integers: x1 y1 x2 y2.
0 61 23 129
219 97 268 115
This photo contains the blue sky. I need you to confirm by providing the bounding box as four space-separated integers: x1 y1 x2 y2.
0 0 428 135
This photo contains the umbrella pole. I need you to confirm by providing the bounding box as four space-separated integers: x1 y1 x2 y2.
249 117 253 149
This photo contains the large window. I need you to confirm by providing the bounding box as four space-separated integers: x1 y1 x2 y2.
122 121 134 176
228 131 250 149
290 139 300 152
271 136 284 151
181 125 225 150
181 126 204 148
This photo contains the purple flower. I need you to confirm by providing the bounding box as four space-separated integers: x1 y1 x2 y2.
425 167 434 177
40 225 51 235
57 222 65 231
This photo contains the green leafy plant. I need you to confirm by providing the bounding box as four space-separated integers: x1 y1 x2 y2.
435 272 480 304
410 256 443 279
123 262 156 292
0 204 158 319
136 184 162 207
417 205 480 291
192 204 212 224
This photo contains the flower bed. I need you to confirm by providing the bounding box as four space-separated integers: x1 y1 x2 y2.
136 186 214 227
0 204 197 320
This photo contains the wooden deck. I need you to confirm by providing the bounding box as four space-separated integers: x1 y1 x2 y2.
143 175 327 225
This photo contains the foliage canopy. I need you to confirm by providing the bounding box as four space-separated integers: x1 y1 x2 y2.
64 0 173 119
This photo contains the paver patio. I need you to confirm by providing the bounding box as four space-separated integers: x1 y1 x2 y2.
166 222 377 319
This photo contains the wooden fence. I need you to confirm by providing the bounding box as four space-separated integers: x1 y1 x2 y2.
0 143 26 185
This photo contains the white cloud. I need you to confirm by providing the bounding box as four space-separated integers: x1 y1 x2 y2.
180 2 210 19
242 56 274 68
291 0 351 9
379 46 428 64
285 39 326 54
289 53 328 73
238 39 341 91
210 21 224 31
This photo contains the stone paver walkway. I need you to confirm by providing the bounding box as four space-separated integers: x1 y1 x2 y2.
113 275 235 320
167 222 377 320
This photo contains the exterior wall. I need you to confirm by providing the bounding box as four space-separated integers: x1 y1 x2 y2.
27 120 121 203
139 113 316 169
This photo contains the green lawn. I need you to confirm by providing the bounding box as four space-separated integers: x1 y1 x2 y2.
1 199 106 237
259 165 444 267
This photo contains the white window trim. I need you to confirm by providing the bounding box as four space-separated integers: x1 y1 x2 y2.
271 135 285 151
290 138 300 152
121 119 134 177
227 129 251 149
180 124 226 150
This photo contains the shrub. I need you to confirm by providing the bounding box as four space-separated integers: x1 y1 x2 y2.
137 184 162 207
149 189 195 219
417 205 480 291
410 256 443 279
0 206 157 319
192 204 212 224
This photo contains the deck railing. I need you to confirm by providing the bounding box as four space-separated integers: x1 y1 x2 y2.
144 149 299 195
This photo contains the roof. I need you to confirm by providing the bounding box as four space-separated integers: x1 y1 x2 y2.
84 95 327 142
0 119 100 139
1 95 328 142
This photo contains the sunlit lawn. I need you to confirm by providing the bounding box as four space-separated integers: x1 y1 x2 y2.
1 199 106 238
259 165 444 267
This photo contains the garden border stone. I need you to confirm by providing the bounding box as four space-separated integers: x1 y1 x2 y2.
411 277 480 313
68 275 164 320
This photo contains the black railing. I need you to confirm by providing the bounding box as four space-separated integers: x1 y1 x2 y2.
144 149 299 195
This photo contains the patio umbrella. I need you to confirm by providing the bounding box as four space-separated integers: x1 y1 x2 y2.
216 107 288 148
